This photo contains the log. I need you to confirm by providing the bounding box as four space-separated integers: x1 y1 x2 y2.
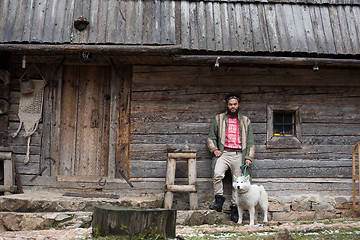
92 205 176 238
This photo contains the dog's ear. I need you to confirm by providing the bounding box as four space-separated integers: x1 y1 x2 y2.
245 175 250 181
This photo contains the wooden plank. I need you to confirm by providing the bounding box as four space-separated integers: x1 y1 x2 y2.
180 1 190 47
250 3 268 52
213 2 223 51
204 2 215 50
220 2 231 51
141 0 152 43
108 65 121 178
150 0 161 44
197 1 206 50
3 0 19 42
169 0 176 44
75 66 109 176
133 0 143 44
58 65 78 175
42 0 57 42
11 0 27 42
115 64 132 178
188 1 199 49
264 4 280 53
0 0 10 41
52 0 66 42
352 7 360 54
88 0 99 43
62 0 75 42
336 5 352 54
167 184 196 192
302 123 360 136
274 4 290 51
168 153 196 159
160 0 169 45
344 5 360 54
328 5 344 54
96 0 107 43
292 4 309 53
321 6 337 54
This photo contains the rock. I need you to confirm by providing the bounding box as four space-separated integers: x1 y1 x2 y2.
177 210 229 225
267 229 294 240
0 212 92 231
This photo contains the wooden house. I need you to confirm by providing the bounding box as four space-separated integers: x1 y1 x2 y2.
0 0 360 217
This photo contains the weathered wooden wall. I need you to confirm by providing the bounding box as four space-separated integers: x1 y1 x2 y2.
130 65 360 195
5 58 360 197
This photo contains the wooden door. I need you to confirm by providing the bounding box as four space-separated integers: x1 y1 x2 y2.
58 65 111 177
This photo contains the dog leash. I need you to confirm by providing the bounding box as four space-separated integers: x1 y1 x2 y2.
240 163 258 177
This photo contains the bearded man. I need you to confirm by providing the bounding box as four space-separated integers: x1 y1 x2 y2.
206 93 255 222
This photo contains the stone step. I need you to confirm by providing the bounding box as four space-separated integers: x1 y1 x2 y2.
0 211 93 231
0 210 229 232
0 191 163 212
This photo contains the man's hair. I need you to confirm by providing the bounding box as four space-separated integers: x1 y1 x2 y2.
225 93 241 103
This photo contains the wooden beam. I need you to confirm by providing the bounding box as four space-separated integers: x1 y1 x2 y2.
0 44 182 54
172 55 360 68
166 184 196 192
0 185 17 193
0 152 12 160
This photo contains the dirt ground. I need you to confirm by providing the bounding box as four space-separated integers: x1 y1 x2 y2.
0 221 360 239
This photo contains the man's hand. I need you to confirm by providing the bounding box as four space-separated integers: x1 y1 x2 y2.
214 150 222 157
245 159 252 166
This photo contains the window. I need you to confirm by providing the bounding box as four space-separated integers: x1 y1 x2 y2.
273 111 295 136
267 105 302 149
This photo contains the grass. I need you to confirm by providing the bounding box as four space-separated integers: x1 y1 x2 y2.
179 228 360 240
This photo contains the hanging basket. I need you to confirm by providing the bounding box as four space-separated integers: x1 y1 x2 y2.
74 18 89 31
20 78 34 94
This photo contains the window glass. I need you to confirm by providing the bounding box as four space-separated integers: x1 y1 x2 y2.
273 112 295 136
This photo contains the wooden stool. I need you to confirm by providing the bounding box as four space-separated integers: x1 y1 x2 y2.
0 149 16 195
164 150 198 210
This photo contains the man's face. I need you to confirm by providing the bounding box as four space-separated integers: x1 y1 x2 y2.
227 98 239 115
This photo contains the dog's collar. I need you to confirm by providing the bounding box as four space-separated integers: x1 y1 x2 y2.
237 189 249 194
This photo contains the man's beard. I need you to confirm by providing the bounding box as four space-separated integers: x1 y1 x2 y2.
228 108 239 116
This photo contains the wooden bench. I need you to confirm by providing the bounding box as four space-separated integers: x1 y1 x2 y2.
164 150 198 210
0 149 16 195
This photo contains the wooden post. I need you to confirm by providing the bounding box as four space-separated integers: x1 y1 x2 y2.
0 151 14 195
188 158 198 210
164 158 176 209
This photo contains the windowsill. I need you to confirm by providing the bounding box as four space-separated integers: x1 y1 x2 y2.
266 136 302 149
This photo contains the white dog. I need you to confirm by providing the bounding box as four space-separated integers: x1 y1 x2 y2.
232 175 268 225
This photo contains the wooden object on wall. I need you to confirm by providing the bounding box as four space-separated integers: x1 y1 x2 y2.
164 150 198 210
92 205 176 239
353 142 360 217
0 149 16 195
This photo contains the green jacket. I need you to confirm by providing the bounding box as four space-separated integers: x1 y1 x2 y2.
206 111 255 172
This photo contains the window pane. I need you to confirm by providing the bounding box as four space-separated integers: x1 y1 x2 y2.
274 113 283 124
283 125 293 135
273 124 283 135
283 113 293 124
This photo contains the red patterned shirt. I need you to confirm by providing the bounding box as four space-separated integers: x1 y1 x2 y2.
224 116 242 150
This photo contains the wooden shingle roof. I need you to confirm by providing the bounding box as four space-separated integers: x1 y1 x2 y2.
0 0 360 56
